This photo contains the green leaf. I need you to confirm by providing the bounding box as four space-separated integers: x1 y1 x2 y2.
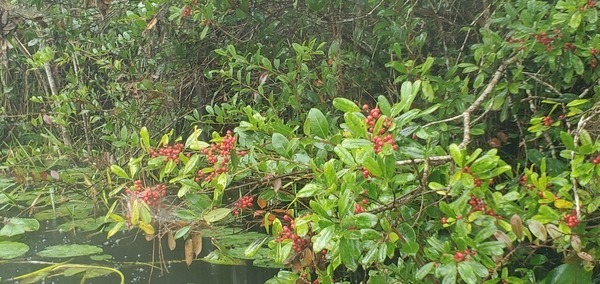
528 220 547 242
560 131 575 150
362 157 382 177
306 108 330 138
540 263 592 284
377 95 392 116
37 244 103 258
399 81 415 111
569 12 582 29
334 145 356 166
297 183 324 198
448 144 464 167
341 138 372 149
175 226 191 239
571 55 584 75
421 80 434 101
340 238 359 271
333 98 360 112
110 165 129 179
0 218 40 237
354 213 378 228
271 133 289 156
140 127 150 151
313 225 335 252
244 237 268 257
344 112 367 138
182 154 200 175
416 262 436 280
202 208 232 223
400 240 419 256
0 241 29 259
458 261 478 284
465 260 489 277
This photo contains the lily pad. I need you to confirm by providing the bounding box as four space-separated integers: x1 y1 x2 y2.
0 241 29 259
0 218 40 237
37 244 103 258
200 250 245 266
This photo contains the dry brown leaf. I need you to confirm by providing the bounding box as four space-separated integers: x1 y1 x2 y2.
143 17 158 35
167 230 176 251
496 131 508 143
185 238 194 267
192 232 202 257
578 251 593 262
487 137 501 148
273 178 282 193
301 248 314 267
257 198 267 209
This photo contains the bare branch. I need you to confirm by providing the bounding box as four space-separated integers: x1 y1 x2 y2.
459 56 517 148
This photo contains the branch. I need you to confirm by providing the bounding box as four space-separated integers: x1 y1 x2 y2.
459 56 517 148
395 155 452 166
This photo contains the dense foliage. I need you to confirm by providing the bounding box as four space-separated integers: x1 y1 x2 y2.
2 0 600 283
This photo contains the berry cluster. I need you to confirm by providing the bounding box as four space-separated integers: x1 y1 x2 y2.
563 42 576 52
195 131 237 182
467 195 500 218
274 217 311 253
126 180 167 206
468 195 486 212
149 143 184 163
583 1 597 9
232 195 254 216
563 212 579 228
542 116 554 127
590 154 600 165
534 29 563 52
361 167 374 179
453 249 476 262
462 166 485 187
354 203 366 214
362 104 397 153
182 5 191 17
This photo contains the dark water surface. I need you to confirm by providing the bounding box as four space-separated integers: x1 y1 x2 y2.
1 219 278 284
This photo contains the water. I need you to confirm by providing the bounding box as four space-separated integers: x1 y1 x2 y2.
0 219 278 284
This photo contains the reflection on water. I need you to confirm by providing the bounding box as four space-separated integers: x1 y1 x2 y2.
1 219 277 284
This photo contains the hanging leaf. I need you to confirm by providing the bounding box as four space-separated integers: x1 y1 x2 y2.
192 232 203 257
167 230 176 251
185 239 194 267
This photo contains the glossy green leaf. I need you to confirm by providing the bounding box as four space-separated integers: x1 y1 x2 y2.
334 145 356 166
140 126 150 151
333 98 360 113
297 183 324 198
416 262 436 280
306 108 330 138
344 112 367 138
449 144 463 167
203 208 232 223
110 165 129 179
458 261 478 284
